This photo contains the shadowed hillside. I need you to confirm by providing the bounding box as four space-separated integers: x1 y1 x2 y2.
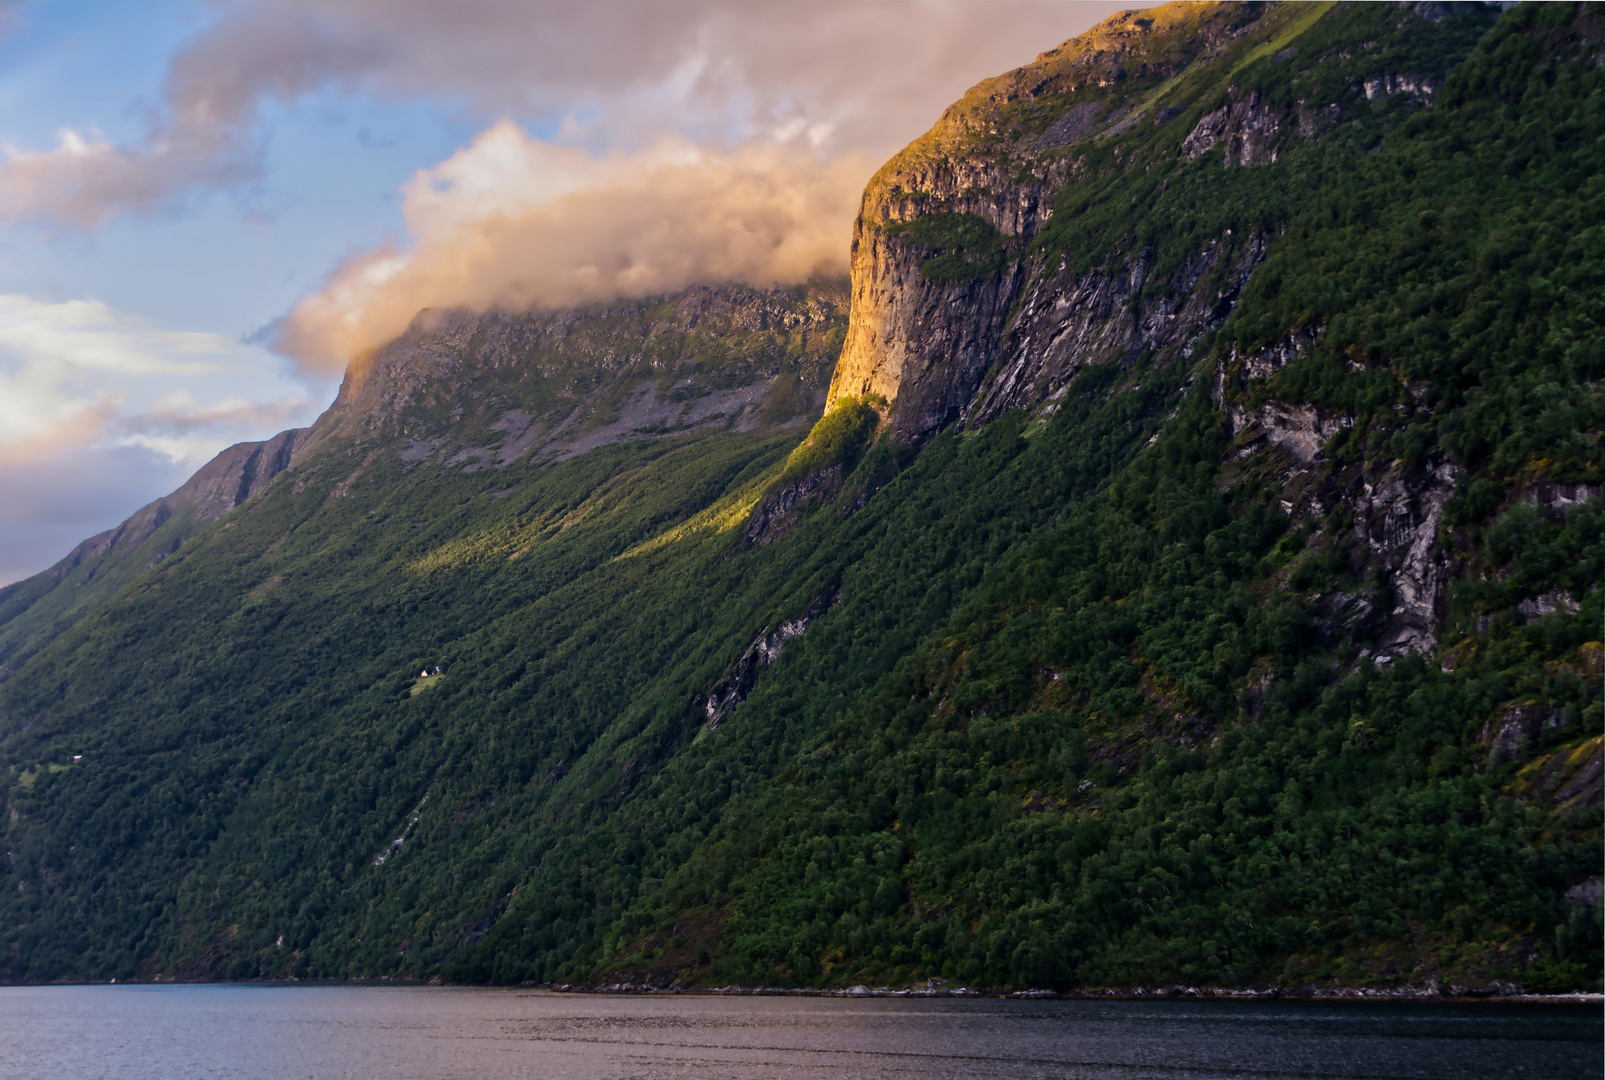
1 2 1599 995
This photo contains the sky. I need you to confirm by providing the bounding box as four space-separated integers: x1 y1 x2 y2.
0 0 1129 586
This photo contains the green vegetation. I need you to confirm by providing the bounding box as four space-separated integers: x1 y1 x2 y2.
578 378 1599 992
0 502 211 681
0 3 1598 994
887 214 1009 284
1031 3 1501 287
1229 1 1604 494
775 396 883 486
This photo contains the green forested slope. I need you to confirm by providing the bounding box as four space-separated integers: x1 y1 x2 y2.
1 2 1600 993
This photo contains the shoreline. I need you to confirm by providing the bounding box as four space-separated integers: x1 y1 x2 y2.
3 978 1599 1004
555 982 1605 1004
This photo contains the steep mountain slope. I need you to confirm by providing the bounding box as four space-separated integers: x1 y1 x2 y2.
1 2 1600 995
0 282 844 683
0 428 306 682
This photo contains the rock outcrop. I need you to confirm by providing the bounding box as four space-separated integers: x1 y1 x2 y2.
969 231 1268 427
1214 334 1460 659
1483 700 1568 765
693 588 837 730
302 282 848 469
736 462 849 549
827 2 1278 441
817 0 1498 661
825 2 1461 445
1179 89 1285 165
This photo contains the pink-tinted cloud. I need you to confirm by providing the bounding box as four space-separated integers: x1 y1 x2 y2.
0 0 1128 228
0 292 320 583
0 292 313 474
275 124 873 375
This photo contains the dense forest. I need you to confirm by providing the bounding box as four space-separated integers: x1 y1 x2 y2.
1 1 1599 993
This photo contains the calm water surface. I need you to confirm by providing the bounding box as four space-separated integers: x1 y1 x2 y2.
0 985 1597 1080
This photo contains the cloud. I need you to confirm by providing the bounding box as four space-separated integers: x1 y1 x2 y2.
0 292 319 580
0 0 1128 229
275 123 873 375
0 294 320 582
0 294 321 583
0 122 254 230
0 293 316 464
0 2 1144 583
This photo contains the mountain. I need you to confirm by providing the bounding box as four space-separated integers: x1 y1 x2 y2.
1 1 1599 994
0 428 306 683
0 282 845 682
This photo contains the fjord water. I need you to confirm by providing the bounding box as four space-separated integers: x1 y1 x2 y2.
0 986 1596 1080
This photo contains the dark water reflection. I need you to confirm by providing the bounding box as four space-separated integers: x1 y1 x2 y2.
0 985 1597 1079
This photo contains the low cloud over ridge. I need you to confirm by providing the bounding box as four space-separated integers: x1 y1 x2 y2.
276 124 873 376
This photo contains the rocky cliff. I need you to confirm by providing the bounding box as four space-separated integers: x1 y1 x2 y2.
828 1 1277 436
813 0 1513 665
829 2 1496 440
299 281 847 471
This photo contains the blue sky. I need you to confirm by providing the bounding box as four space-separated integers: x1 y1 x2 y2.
0 0 1124 585
0 2 473 335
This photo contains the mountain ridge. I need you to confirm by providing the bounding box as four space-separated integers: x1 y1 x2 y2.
0 0 1599 994
0 280 848 682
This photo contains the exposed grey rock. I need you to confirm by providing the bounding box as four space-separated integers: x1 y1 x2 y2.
1035 101 1105 148
693 588 837 730
1229 401 1352 466
1180 90 1283 165
1482 701 1564 764
1363 72 1439 104
1355 461 1457 656
1298 101 1343 140
967 231 1268 429
738 462 848 549
1563 877 1602 910
1526 481 1604 516
1556 756 1604 805
1517 591 1581 622
827 6 1331 442
1240 329 1320 382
